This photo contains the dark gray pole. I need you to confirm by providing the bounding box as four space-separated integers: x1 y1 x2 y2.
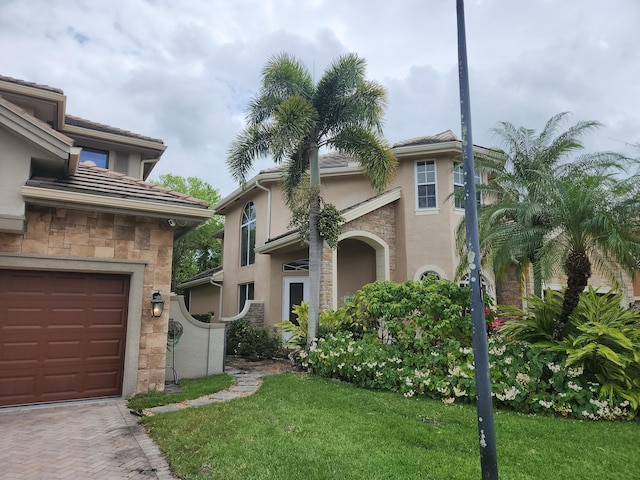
456 1 499 478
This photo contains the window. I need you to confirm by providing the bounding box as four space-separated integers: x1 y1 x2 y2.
80 148 109 168
238 282 254 312
453 163 481 209
240 202 256 267
283 259 310 272
420 270 441 282
416 160 437 209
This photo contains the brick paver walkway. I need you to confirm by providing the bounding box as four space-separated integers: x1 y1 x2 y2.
0 399 178 480
0 357 294 480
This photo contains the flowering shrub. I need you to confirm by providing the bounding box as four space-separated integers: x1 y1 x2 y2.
302 332 634 420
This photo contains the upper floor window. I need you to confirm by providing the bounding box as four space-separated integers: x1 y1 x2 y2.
416 160 437 209
240 202 256 267
453 163 481 209
80 148 109 168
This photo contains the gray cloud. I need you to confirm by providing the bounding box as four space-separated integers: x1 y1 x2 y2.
1 0 638 195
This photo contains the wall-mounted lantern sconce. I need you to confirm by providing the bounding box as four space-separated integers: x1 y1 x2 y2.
151 290 165 318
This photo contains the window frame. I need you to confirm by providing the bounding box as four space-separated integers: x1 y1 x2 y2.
80 147 109 168
453 162 482 209
240 202 256 267
415 160 437 210
238 282 255 312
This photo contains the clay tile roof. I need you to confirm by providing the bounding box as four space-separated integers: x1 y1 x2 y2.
0 74 65 95
65 114 164 144
259 152 354 174
178 266 223 286
392 129 460 148
26 163 210 209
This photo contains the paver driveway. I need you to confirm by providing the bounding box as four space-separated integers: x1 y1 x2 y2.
0 399 178 480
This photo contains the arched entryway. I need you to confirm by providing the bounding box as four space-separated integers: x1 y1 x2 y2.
333 231 389 308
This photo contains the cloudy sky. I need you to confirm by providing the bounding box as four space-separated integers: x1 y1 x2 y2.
2 0 638 197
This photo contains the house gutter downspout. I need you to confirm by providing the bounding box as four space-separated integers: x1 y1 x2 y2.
255 179 271 241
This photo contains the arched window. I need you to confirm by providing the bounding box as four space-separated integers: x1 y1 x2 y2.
420 270 441 282
240 202 256 266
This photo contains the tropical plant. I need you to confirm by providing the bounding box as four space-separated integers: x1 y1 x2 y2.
153 174 223 291
563 288 640 409
275 302 344 348
499 287 640 410
540 171 640 337
227 53 396 345
457 112 631 298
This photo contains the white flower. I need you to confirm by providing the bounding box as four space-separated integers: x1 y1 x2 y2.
567 366 584 378
453 387 467 397
515 373 530 386
405 377 414 386
538 400 554 409
442 397 456 404
404 390 415 398
567 381 583 392
547 362 561 373
496 386 519 401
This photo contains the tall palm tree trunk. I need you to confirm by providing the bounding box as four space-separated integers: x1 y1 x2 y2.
307 145 321 346
554 250 591 339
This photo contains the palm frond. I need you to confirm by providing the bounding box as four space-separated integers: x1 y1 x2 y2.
329 127 397 193
226 124 273 185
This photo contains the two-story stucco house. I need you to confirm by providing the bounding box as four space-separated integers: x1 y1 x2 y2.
0 75 213 407
182 129 640 329
181 131 505 328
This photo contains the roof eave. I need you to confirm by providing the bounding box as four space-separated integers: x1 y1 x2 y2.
21 185 214 223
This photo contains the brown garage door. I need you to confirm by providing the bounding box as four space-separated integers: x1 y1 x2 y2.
0 270 129 406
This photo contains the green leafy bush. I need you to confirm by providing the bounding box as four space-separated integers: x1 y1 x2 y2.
341 278 471 345
225 319 282 360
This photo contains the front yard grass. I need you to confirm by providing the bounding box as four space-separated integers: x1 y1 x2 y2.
141 373 639 480
127 373 234 410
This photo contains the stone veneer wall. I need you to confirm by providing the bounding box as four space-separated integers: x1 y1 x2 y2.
320 203 397 310
0 205 174 394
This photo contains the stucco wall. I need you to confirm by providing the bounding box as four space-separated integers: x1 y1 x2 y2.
0 204 174 395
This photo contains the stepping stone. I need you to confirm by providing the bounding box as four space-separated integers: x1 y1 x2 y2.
230 386 257 393
184 399 215 407
149 405 182 414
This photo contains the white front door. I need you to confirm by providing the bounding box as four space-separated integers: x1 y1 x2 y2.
282 277 309 338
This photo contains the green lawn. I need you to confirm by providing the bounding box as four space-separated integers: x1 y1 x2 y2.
141 373 640 480
127 373 235 410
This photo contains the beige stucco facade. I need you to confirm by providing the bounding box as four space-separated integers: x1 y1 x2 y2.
188 131 503 329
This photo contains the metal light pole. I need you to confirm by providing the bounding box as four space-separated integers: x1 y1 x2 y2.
456 1 499 478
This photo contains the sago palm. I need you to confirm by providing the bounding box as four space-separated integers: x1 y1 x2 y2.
227 53 396 344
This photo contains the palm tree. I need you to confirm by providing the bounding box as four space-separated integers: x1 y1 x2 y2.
227 53 396 344
464 112 626 298
542 171 640 338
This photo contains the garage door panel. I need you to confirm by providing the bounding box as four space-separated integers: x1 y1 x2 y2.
2 341 40 363
0 270 129 406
